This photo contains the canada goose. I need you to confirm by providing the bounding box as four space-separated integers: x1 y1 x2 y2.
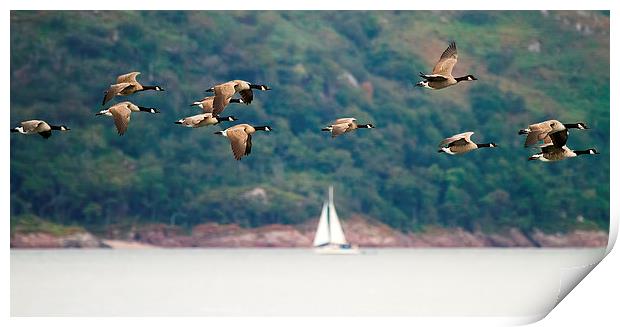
416 41 477 90
102 72 164 105
95 101 160 135
206 80 271 113
214 123 272 160
175 113 237 128
528 144 599 162
321 118 375 138
190 96 244 115
11 120 70 138
519 120 589 147
438 131 497 155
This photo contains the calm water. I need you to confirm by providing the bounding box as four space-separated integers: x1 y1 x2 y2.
10 248 606 317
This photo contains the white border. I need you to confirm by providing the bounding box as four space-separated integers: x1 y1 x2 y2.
3 0 617 326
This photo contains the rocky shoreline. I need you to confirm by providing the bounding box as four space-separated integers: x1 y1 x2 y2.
10 215 608 249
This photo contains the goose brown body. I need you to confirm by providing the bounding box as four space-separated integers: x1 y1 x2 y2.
529 144 599 162
209 80 270 114
96 101 159 135
102 72 164 105
215 123 271 160
175 113 236 128
417 42 477 90
321 117 375 138
438 131 496 155
519 119 588 148
11 120 70 138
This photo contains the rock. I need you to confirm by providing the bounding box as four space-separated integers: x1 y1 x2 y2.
242 187 269 203
527 40 541 53
10 231 105 248
11 232 61 248
61 232 104 248
338 71 359 88
192 223 310 247
342 215 413 247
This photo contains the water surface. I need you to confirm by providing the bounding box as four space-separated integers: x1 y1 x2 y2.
10 248 606 316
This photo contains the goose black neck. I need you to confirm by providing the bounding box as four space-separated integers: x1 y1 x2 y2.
455 76 470 82
574 149 594 155
564 123 583 129
142 85 160 91
358 124 373 128
249 84 269 90
50 125 63 130
476 143 494 148
230 98 243 103
253 126 271 131
138 106 156 112
216 116 235 123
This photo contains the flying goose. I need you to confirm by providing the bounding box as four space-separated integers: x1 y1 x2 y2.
206 80 271 113
416 41 477 90
528 144 599 162
214 123 272 160
11 120 70 138
519 119 588 147
175 113 237 128
102 71 164 105
438 131 497 155
190 96 244 115
95 101 160 135
321 118 375 138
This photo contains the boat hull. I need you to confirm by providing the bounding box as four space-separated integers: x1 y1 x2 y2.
313 244 361 255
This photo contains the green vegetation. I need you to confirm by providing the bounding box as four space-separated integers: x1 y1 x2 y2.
10 11 609 235
11 214 85 236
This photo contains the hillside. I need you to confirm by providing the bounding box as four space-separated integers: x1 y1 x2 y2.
10 11 610 236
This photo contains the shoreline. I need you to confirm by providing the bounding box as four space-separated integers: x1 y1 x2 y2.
10 216 608 249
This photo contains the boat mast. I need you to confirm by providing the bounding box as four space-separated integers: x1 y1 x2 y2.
327 185 333 245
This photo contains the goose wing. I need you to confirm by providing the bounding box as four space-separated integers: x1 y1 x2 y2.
226 128 250 160
245 134 253 156
102 82 132 105
330 122 352 137
549 129 569 147
32 120 52 138
116 72 140 84
20 120 45 133
109 103 132 135
431 41 458 76
213 82 235 116
541 143 565 154
184 113 210 126
334 118 356 125
238 89 254 104
439 131 474 147
524 120 558 147
198 97 215 113
195 97 215 113
33 121 52 133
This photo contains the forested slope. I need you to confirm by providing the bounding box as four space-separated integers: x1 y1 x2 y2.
10 11 610 234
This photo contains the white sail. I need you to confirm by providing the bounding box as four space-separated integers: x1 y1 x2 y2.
328 201 348 245
313 201 330 246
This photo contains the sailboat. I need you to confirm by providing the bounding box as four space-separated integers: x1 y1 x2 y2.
312 186 360 254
